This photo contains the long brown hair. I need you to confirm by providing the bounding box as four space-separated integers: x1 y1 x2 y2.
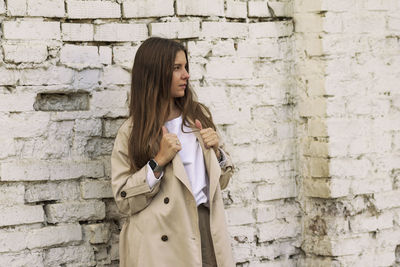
128 37 216 171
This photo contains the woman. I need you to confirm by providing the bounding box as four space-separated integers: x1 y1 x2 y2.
111 37 234 267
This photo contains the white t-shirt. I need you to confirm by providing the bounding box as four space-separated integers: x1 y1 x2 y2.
146 115 209 206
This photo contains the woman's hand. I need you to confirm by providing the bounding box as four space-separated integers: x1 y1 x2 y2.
154 126 181 167
195 119 221 159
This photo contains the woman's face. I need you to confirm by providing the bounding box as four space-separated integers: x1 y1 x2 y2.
170 50 190 98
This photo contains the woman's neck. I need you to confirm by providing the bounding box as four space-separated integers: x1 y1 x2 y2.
168 100 181 121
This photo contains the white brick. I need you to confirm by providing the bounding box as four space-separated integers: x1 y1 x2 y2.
210 40 235 56
249 21 293 38
373 190 400 210
81 178 113 199
113 45 139 69
205 58 253 79
0 230 27 252
9 0 54 16
25 181 80 202
329 158 371 178
122 0 174 18
48 160 103 180
323 12 343 33
60 44 109 69
0 112 50 138
3 21 60 40
27 0 65 17
103 118 126 138
226 0 247 18
0 184 24 205
0 251 44 267
388 16 400 31
232 244 253 262
201 22 248 39
99 46 112 65
268 1 292 17
0 68 18 85
294 13 323 33
62 23 94 41
194 86 235 122
100 66 131 86
256 205 275 222
73 69 101 90
83 223 111 244
342 13 386 34
0 93 36 112
187 40 213 57
186 62 204 80
320 0 357 12
255 140 294 162
176 0 224 16
230 144 255 163
19 66 75 85
6 0 26 16
317 235 372 256
248 1 271 17
350 212 393 233
376 228 400 248
3 43 47 63
229 225 257 243
226 207 255 226
0 138 16 160
0 205 44 227
150 21 200 39
1 160 104 181
94 23 148 42
343 250 397 267
351 176 392 195
45 200 105 223
365 0 398 11
258 218 300 242
0 0 5 14
253 241 297 261
66 0 120 19
256 178 296 201
74 118 102 136
45 245 95 266
0 224 82 252
229 180 256 205
237 39 280 58
27 224 82 249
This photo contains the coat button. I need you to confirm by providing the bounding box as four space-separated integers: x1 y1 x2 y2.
120 191 127 198
161 235 168 242
164 197 169 204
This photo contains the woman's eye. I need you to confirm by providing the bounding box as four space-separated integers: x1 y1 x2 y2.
174 66 180 70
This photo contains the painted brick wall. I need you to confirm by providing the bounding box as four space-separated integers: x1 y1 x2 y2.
1 0 399 266
0 0 297 266
294 0 400 266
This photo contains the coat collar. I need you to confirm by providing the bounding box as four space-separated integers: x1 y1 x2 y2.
172 118 221 203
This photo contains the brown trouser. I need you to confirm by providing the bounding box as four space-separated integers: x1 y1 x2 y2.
198 204 218 267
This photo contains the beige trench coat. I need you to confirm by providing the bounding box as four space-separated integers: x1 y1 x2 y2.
111 118 235 267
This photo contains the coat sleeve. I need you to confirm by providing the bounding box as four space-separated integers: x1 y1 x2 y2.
111 120 161 216
216 131 234 190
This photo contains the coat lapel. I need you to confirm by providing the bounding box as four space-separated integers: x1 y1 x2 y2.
172 154 193 195
191 126 221 204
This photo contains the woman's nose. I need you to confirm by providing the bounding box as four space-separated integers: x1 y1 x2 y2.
182 69 190 79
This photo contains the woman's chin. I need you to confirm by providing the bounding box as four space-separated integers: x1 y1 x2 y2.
173 92 185 98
